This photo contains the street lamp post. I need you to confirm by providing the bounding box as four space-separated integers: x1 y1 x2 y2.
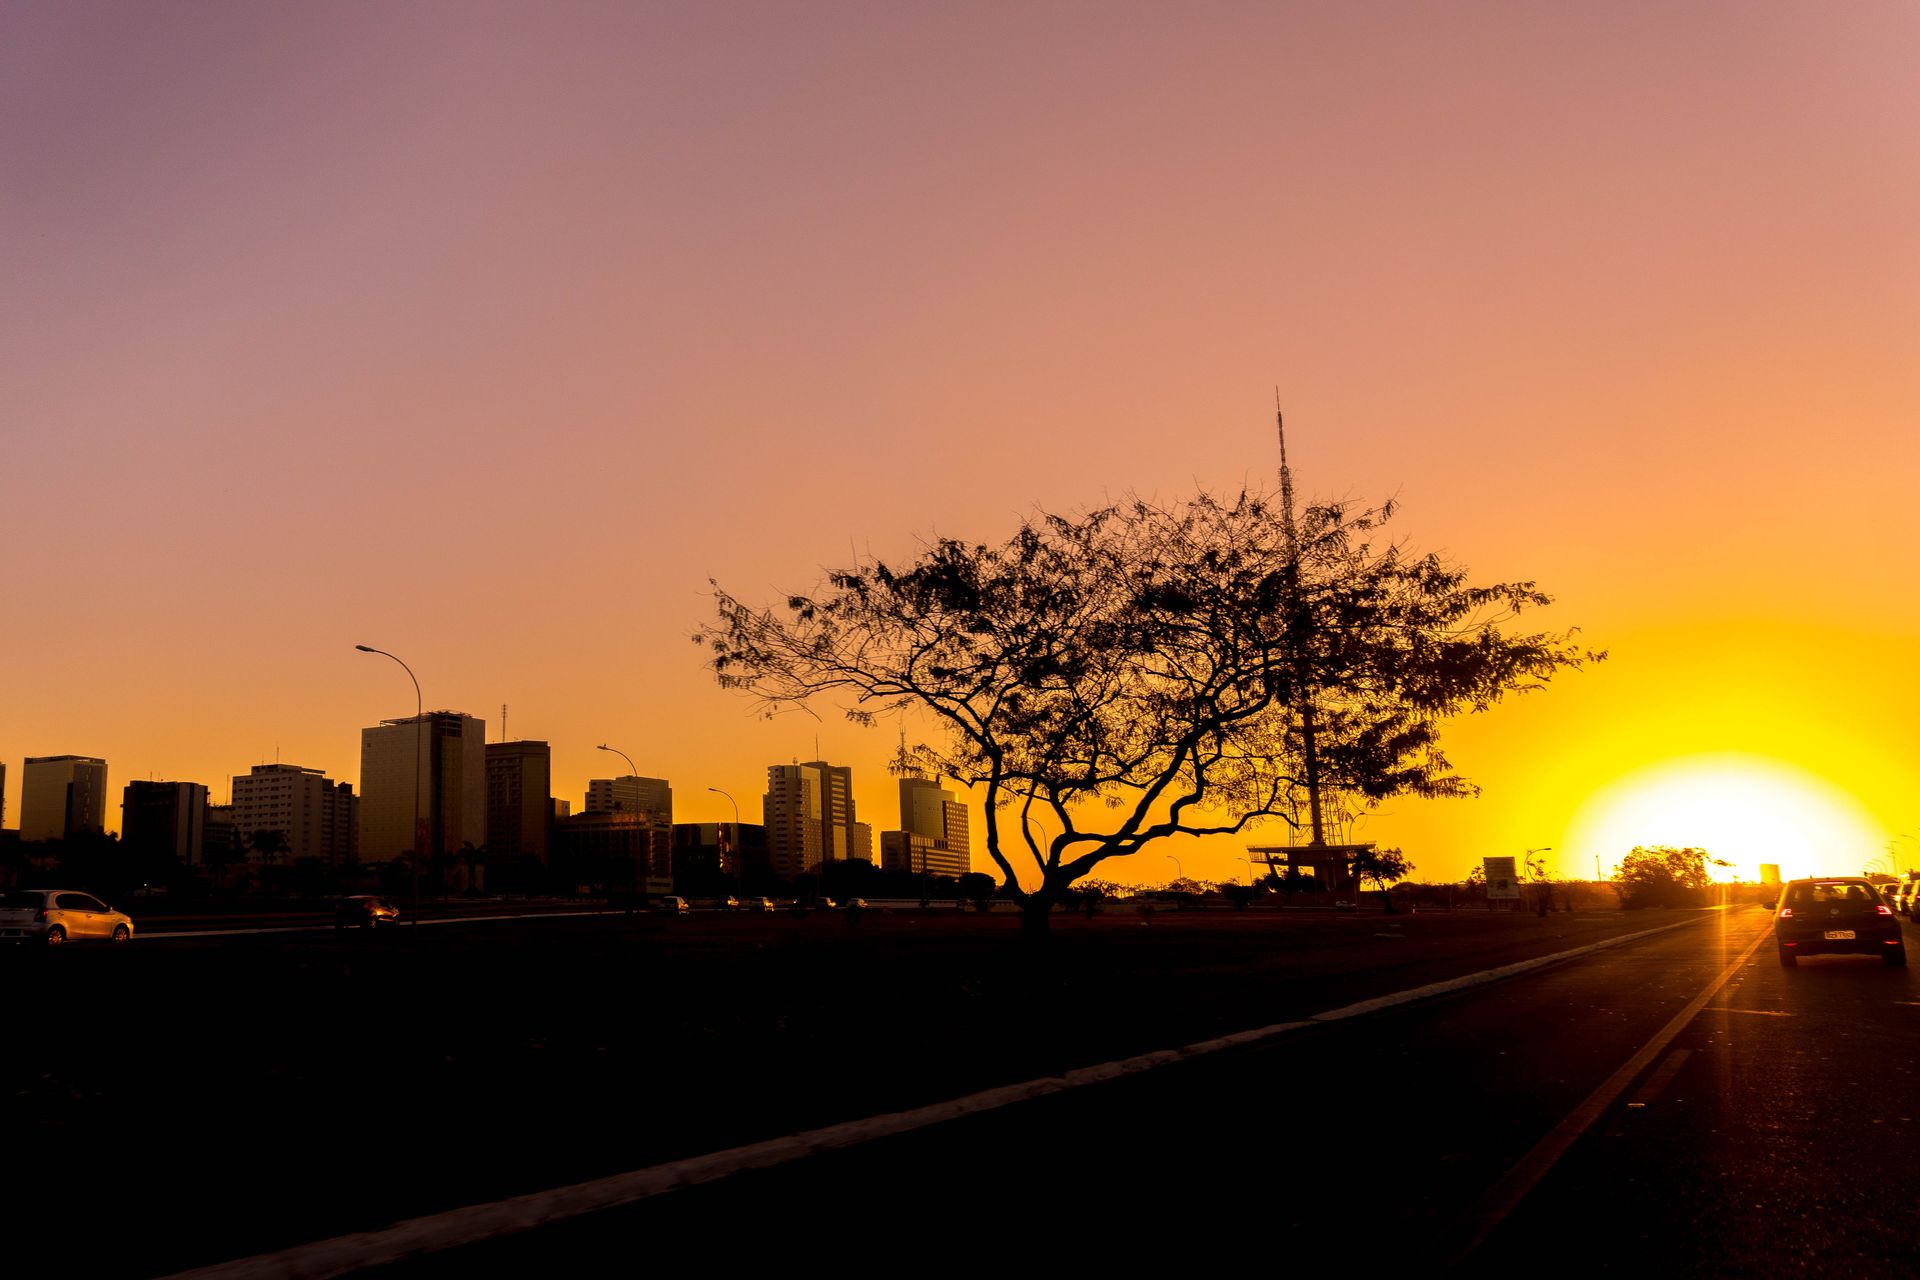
1167 854 1184 886
355 645 423 929
598 744 645 908
708 786 741 888
1239 855 1253 886
1526 846 1553 916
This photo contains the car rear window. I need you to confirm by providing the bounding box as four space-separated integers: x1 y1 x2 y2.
1 890 46 909
1796 882 1876 905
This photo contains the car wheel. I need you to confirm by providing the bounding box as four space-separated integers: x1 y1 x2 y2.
111 925 130 943
45 926 66 947
1777 945 1796 968
1885 946 1908 968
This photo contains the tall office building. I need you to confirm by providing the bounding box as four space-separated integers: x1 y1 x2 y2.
486 741 552 863
21 755 108 841
229 765 358 868
585 775 673 826
884 775 971 878
121 781 209 866
0 761 7 829
762 760 859 880
358 712 486 865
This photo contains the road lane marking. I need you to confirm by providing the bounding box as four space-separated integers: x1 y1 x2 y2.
1711 1006 1791 1017
166 911 1728 1280
1626 1049 1692 1106
1448 920 1770 1268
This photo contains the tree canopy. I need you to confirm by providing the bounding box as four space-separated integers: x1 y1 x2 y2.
703 486 1598 930
1615 845 1713 908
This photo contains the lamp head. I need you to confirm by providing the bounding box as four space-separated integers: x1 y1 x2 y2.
355 644 375 652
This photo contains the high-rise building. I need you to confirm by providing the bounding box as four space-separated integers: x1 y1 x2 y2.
229 764 358 868
486 741 552 863
121 780 209 866
585 775 673 826
884 775 970 878
762 760 859 880
358 712 486 865
21 755 108 841
0 761 7 829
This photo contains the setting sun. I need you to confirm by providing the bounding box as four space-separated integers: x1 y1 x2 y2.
1564 754 1886 882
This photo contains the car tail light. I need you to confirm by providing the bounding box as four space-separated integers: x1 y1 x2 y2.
1779 908 1793 918
1877 905 1893 916
32 906 47 922
1782 940 1798 947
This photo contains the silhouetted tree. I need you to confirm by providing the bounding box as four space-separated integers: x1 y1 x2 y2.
705 487 1597 935
1353 846 1413 912
1615 845 1712 909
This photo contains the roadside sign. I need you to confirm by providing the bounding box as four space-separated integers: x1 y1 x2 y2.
1484 856 1520 900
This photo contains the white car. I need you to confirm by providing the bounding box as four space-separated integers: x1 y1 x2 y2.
0 889 135 946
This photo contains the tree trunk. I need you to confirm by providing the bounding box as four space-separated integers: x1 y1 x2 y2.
1020 898 1053 939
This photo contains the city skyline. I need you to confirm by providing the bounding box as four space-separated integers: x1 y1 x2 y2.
5 4 1916 885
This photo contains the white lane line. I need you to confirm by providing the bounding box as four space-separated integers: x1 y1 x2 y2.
1448 920 1771 1267
141 911 621 940
167 913 1717 1280
1711 1006 1791 1017
1626 1049 1693 1107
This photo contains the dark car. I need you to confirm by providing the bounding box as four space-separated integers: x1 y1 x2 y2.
334 895 401 929
1774 878 1906 967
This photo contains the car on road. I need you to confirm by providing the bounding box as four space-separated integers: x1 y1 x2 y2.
741 896 775 912
334 895 401 929
652 895 690 915
1773 877 1906 967
0 889 134 946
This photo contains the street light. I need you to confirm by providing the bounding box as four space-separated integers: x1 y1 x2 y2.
1167 854 1184 885
355 645 422 929
1526 846 1553 917
598 744 645 907
1239 855 1253 886
708 786 741 887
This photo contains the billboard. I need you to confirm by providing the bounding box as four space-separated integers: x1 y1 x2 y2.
1484 856 1521 900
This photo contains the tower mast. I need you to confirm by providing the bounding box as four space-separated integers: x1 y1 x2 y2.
1277 392 1326 846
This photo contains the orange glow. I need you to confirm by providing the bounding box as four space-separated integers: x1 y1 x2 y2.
1562 754 1885 883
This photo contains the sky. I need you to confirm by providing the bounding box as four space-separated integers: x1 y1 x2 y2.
4 1 1916 885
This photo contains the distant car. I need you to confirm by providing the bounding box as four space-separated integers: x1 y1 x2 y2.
652 896 690 915
712 895 740 912
741 897 775 913
843 897 869 909
1332 900 1356 911
1774 878 1906 967
334 895 401 929
0 889 134 946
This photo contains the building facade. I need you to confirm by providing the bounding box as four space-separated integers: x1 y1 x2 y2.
585 775 673 826
21 755 108 841
229 764 358 868
358 712 487 866
762 760 861 880
888 775 971 878
486 741 553 863
557 810 672 895
120 780 209 866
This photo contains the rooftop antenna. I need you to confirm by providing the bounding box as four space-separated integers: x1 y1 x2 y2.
502 703 508 742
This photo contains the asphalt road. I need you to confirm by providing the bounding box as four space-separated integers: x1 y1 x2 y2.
356 908 1920 1276
15 905 1911 1275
